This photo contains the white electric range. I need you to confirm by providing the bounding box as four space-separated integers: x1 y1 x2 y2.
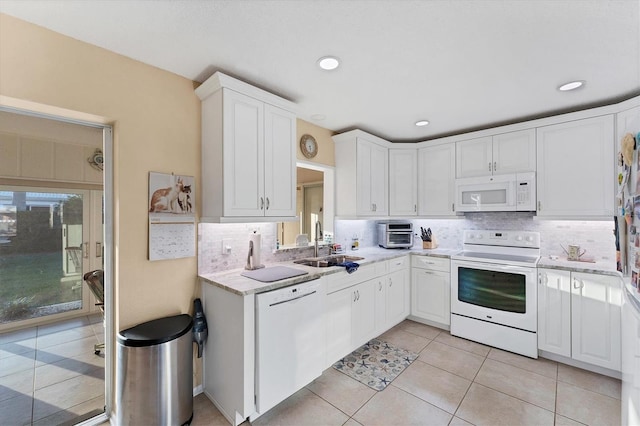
450 229 541 358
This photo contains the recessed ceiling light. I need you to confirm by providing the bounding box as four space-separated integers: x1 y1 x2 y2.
415 120 430 127
317 56 340 70
558 80 585 91
310 114 326 121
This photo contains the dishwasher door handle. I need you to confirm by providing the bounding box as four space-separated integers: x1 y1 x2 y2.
269 290 317 307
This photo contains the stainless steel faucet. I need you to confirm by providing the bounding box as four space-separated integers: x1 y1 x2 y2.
314 220 323 257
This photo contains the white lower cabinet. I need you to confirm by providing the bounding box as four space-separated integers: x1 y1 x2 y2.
571 272 622 370
351 279 377 348
537 268 622 371
411 256 451 327
537 268 571 357
386 268 410 327
326 277 379 364
325 257 410 366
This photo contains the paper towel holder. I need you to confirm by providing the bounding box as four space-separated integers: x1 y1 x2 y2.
245 240 265 270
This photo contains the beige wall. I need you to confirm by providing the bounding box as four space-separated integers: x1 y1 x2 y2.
0 12 202 397
296 119 335 166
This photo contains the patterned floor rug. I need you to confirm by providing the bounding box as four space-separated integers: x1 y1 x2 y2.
332 338 419 391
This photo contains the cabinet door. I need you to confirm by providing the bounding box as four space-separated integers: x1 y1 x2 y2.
411 268 450 325
356 140 374 215
571 272 622 371
352 280 377 348
536 115 614 218
222 90 265 216
374 276 386 336
418 144 456 216
357 139 388 216
386 269 410 327
389 149 417 216
326 288 353 365
537 268 571 357
456 136 492 178
264 104 296 217
492 129 536 175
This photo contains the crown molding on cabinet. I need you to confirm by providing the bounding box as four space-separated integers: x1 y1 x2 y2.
195 71 298 114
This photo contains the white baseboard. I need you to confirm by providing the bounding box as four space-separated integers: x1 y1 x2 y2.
193 384 203 397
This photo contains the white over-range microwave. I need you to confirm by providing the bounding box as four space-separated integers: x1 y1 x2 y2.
455 172 536 212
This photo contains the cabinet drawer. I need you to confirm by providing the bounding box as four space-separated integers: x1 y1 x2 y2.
412 256 450 272
388 255 409 272
326 263 377 294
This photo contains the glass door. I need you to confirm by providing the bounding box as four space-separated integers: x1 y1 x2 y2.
0 187 92 327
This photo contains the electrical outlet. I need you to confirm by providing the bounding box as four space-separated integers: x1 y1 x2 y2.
222 239 232 255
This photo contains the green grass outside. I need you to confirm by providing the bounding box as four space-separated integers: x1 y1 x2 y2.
0 252 81 321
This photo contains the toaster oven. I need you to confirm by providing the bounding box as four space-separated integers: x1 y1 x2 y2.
377 222 413 249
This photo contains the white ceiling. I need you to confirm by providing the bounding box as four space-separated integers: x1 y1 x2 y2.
1 0 639 142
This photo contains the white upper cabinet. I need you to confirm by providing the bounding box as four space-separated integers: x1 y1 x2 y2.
263 104 297 217
536 115 614 218
197 72 297 222
418 143 457 216
456 129 536 178
389 148 418 216
335 130 389 217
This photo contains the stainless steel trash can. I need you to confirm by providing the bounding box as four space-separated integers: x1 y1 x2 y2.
115 314 193 426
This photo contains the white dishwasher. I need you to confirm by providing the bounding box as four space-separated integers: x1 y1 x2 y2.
255 277 325 415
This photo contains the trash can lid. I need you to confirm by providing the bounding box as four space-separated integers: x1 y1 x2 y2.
117 314 193 347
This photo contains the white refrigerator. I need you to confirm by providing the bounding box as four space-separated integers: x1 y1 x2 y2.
616 103 640 425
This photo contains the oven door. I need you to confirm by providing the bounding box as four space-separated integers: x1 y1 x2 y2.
451 259 537 332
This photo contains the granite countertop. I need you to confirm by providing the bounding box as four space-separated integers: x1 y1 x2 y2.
199 246 622 296
536 255 622 277
199 246 457 296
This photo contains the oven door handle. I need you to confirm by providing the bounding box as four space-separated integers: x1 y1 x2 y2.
454 261 532 273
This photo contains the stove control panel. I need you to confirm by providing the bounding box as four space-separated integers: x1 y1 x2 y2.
463 230 540 248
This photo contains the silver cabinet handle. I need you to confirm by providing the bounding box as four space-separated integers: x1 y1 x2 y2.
494 161 497 172
452 203 455 212
260 197 264 210
488 162 492 172
573 278 584 290
354 291 357 302
379 282 382 291
538 201 541 211
389 277 393 287
266 197 270 210
357 290 360 300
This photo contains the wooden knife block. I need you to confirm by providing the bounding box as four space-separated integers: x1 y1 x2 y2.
422 240 438 249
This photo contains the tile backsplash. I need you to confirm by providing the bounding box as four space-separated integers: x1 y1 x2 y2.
198 213 616 274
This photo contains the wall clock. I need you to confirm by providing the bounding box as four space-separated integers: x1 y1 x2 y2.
300 134 318 159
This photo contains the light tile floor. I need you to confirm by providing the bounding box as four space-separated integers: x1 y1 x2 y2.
0 314 105 426
192 320 622 426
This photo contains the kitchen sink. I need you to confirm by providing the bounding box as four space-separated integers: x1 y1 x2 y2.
293 254 364 268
